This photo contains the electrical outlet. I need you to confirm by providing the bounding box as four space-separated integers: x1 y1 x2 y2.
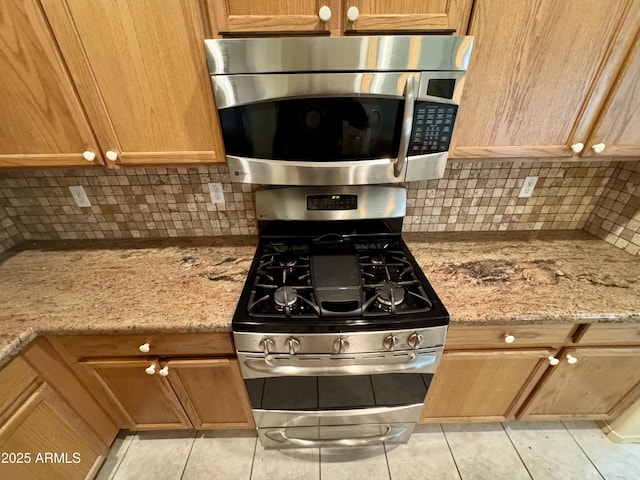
518 176 538 198
68 186 91 207
208 182 225 204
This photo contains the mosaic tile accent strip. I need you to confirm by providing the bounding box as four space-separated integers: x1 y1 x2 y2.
0 161 619 244
0 206 22 253
586 160 640 256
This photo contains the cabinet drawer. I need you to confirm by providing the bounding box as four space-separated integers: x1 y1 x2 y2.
445 324 574 349
578 324 640 346
52 332 235 359
0 357 39 417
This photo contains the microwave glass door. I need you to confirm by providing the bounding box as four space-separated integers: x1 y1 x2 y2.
219 96 404 161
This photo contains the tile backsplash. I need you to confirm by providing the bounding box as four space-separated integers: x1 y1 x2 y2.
586 160 640 256
0 159 637 255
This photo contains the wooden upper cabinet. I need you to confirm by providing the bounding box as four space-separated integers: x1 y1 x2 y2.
450 0 637 159
0 0 102 167
343 0 472 34
41 0 225 166
209 0 340 34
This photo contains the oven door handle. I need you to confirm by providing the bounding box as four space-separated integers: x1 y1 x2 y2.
265 425 407 448
393 75 416 178
242 352 437 376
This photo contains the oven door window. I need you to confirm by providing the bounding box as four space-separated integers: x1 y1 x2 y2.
219 97 403 161
245 373 432 410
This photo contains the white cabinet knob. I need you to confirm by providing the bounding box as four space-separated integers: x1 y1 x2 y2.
592 143 606 154
566 354 578 364
145 363 156 375
318 5 332 21
504 334 515 344
105 150 118 162
347 6 360 22
570 143 584 154
138 343 150 353
548 356 560 366
158 366 169 377
82 150 96 162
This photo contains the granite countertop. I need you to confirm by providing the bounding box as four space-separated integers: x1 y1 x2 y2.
1 231 639 367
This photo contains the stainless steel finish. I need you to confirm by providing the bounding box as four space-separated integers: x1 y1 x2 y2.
383 335 399 351
238 350 439 379
285 337 301 355
205 36 473 74
262 424 409 448
255 185 406 221
258 338 275 355
212 72 419 109
332 337 350 354
394 75 416 177
228 151 448 186
408 332 424 349
234 326 447 355
254 404 424 428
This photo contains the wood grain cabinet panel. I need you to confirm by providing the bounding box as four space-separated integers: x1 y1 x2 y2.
450 0 638 159
41 0 225 166
0 0 102 167
519 347 640 420
421 349 553 422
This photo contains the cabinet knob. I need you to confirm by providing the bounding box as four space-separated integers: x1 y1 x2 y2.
82 150 96 162
548 356 560 366
138 342 150 353
347 6 360 22
158 366 169 377
105 150 119 162
570 143 584 154
504 334 515 344
318 5 332 21
566 354 578 364
145 363 156 375
592 143 606 154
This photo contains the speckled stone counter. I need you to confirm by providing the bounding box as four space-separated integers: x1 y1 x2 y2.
1 231 639 367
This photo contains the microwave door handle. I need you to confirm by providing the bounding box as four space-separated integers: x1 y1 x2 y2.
394 75 416 177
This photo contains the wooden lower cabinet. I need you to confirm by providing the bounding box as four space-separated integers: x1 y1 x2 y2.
79 356 254 430
421 349 552 422
519 347 640 420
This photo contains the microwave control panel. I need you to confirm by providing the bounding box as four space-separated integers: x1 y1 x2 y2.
409 102 458 155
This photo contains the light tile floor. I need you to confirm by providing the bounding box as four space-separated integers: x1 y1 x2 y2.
96 421 640 480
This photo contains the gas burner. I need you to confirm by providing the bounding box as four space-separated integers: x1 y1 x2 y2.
376 281 405 306
274 286 298 308
370 255 384 265
278 254 297 268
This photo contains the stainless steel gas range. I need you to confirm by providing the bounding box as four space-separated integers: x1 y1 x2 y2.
232 185 448 449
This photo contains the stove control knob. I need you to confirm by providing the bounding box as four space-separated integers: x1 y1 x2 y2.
408 332 424 349
383 335 399 351
333 337 349 354
286 337 301 355
258 338 275 355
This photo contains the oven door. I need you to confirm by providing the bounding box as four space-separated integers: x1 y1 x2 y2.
212 72 463 185
238 349 440 448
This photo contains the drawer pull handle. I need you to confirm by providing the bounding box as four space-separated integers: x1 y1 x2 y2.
139 343 150 353
504 334 515 344
318 6 331 21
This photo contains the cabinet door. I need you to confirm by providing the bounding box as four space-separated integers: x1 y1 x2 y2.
582 29 640 157
344 0 472 34
450 0 633 159
41 0 224 166
0 0 101 167
209 0 339 34
80 358 192 430
421 349 552 422
0 384 104 480
519 347 640 420
167 358 254 429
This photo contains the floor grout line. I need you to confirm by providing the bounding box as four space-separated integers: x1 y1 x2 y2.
102 431 135 480
249 433 258 480
178 430 198 480
500 422 534 480
439 424 463 480
382 442 392 480
561 421 606 480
